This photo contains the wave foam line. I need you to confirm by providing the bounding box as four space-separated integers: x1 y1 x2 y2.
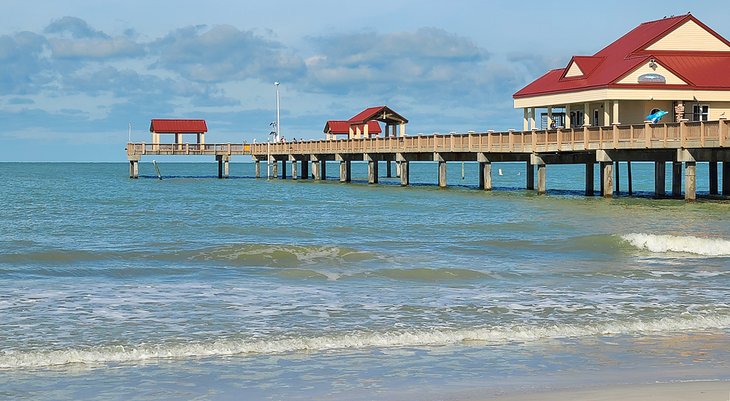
2 314 729 369
621 233 730 256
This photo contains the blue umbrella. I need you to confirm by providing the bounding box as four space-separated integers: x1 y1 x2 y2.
646 110 668 123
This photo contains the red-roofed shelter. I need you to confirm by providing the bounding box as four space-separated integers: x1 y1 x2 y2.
323 106 408 140
514 14 730 129
150 119 208 146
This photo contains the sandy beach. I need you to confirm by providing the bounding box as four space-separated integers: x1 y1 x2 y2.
476 381 730 401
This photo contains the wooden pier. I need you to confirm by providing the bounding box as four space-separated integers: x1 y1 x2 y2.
127 120 730 201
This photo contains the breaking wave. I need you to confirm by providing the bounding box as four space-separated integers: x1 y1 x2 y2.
3 314 728 369
621 233 730 256
191 243 379 268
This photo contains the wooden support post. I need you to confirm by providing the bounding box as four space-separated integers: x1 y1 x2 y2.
291 159 298 180
312 159 320 180
526 162 535 190
723 162 730 196
368 158 379 184
672 162 682 197
129 160 139 179
438 161 447 188
479 162 492 191
216 155 229 179
386 160 392 178
272 159 278 179
255 160 261 178
709 161 718 195
654 161 665 197
627 161 633 196
602 162 613 198
400 161 410 186
396 161 401 178
614 161 620 194
320 160 327 180
537 164 547 195
280 159 287 179
585 162 594 196
685 161 696 201
340 160 351 183
300 160 309 180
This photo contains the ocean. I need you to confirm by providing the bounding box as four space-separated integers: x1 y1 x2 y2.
1 161 729 400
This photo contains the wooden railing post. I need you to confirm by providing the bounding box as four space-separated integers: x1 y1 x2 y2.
612 124 618 148
700 121 706 147
583 127 589 149
680 120 687 148
721 118 727 147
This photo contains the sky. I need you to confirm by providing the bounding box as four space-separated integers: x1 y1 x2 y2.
1 0 728 161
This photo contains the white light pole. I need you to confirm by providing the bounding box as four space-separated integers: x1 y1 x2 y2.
274 82 281 142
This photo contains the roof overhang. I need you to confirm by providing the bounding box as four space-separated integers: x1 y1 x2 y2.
514 87 730 108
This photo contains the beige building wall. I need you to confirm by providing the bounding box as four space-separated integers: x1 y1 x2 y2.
708 102 730 120
646 20 730 52
617 61 687 85
565 62 583 78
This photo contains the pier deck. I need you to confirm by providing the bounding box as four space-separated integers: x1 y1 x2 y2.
127 120 730 201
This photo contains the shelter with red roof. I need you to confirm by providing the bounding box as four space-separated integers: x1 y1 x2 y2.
513 13 730 130
324 106 408 140
150 119 208 146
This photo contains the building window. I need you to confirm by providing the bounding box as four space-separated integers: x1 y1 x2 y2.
593 110 599 127
692 104 709 121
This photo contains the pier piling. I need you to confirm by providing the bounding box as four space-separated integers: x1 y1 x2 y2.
672 162 682 197
655 161 666 197
602 162 613 197
686 162 697 201
709 161 719 195
585 162 594 196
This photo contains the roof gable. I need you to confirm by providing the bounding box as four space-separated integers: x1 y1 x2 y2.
564 60 583 78
349 106 408 125
150 119 208 133
562 56 605 79
615 58 689 85
645 19 730 52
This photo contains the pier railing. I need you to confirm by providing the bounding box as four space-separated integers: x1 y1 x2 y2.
127 143 251 157
250 120 728 157
127 120 728 158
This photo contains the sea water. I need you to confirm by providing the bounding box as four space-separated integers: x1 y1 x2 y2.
1 161 728 400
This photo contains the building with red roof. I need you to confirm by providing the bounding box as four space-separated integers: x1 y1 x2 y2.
324 106 408 140
513 14 730 129
150 119 208 146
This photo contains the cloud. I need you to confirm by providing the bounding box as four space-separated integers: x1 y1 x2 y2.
48 36 144 59
0 31 51 94
303 28 491 97
43 17 144 59
152 24 306 83
44 16 109 39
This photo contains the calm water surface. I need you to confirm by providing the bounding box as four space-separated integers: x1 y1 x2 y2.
1 161 728 400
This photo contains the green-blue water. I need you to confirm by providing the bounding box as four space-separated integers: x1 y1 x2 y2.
1 161 729 400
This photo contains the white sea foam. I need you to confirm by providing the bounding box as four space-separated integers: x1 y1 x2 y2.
2 314 729 369
621 233 730 256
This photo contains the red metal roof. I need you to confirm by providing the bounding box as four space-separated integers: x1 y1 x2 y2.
324 120 382 134
514 14 730 99
150 119 208 133
348 106 408 124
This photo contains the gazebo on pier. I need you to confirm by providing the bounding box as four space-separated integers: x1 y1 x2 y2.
150 119 208 147
324 106 408 140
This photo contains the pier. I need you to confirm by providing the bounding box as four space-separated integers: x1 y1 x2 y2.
127 119 730 201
